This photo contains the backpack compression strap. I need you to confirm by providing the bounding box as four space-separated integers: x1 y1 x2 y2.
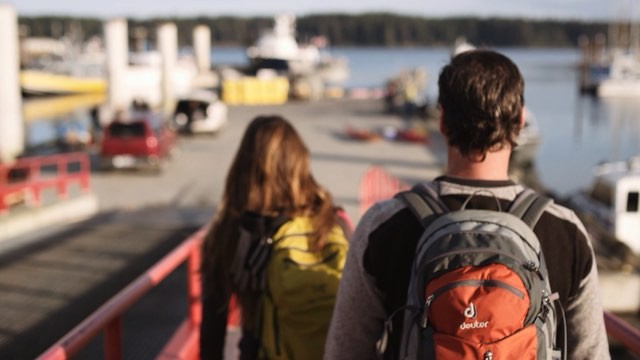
396 183 449 228
507 189 553 228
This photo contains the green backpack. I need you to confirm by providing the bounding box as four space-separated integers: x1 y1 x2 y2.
259 216 349 360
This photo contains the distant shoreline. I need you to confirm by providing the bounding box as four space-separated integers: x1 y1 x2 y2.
18 14 608 48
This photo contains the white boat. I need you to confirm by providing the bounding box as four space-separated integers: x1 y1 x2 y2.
596 51 640 98
568 156 640 253
451 37 476 58
587 3 640 98
245 14 349 99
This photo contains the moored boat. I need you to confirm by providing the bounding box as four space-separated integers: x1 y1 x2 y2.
245 14 349 100
567 156 640 254
596 51 640 98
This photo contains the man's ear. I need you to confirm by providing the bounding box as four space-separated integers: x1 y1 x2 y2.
438 105 446 135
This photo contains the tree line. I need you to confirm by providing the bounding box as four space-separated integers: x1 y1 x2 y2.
18 13 609 48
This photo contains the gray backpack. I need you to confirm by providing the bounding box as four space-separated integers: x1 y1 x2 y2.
377 183 564 360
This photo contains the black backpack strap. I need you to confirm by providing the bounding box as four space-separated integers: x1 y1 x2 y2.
507 188 553 228
396 183 448 228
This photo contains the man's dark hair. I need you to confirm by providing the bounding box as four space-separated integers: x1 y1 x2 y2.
438 49 524 159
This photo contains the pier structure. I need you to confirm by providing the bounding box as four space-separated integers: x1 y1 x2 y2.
0 4 24 163
104 18 129 118
193 25 211 74
104 18 206 121
158 22 178 116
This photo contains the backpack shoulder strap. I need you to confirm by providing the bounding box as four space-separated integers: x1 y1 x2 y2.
396 182 449 228
507 188 553 228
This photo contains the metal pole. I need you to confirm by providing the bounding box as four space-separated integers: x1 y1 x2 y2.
0 4 24 163
193 25 211 74
104 18 129 121
158 23 177 116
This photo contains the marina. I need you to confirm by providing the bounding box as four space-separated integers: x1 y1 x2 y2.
2 4 640 358
21 46 640 197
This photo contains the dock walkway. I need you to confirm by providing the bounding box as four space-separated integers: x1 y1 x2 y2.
0 207 207 358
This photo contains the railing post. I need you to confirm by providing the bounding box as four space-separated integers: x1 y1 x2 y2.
57 157 68 200
187 246 202 325
104 316 123 360
30 159 42 207
79 153 91 192
0 192 7 214
0 164 6 213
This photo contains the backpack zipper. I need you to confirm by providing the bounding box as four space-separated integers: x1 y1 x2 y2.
416 227 540 261
420 279 525 328
422 248 538 277
423 248 545 282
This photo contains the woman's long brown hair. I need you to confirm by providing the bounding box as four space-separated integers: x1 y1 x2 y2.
201 115 336 329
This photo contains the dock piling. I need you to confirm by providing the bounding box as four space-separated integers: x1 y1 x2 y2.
0 4 24 163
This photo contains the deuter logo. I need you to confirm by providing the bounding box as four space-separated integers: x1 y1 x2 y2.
459 320 490 330
459 302 489 330
464 302 477 318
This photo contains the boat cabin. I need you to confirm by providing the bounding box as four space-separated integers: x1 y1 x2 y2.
587 160 640 252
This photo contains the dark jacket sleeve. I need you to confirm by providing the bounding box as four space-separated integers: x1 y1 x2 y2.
200 291 228 360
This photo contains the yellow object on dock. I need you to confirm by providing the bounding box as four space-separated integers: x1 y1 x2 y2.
21 70 107 96
221 77 289 105
22 93 106 123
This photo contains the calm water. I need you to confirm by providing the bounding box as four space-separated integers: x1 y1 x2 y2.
29 47 640 196
325 46 639 196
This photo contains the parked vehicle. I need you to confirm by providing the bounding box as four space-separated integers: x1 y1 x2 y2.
173 90 228 135
99 114 177 172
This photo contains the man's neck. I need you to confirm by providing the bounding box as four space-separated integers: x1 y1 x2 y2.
445 147 511 181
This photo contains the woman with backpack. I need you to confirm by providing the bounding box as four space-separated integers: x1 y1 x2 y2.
200 115 351 360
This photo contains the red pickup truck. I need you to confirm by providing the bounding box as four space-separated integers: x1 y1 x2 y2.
99 114 177 172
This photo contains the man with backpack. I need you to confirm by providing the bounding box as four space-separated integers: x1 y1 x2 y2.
325 50 610 359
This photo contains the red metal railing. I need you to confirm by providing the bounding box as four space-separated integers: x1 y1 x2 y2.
0 152 91 214
604 312 640 355
38 228 206 360
358 165 409 215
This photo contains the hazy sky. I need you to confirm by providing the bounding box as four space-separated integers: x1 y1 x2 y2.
6 0 639 20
